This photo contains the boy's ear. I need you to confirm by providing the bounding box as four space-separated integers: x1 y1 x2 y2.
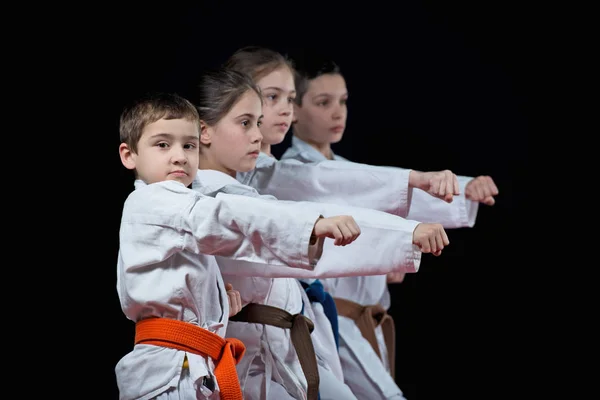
199 121 212 145
119 143 136 170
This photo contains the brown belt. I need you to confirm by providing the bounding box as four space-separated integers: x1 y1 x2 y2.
230 303 320 400
334 297 396 379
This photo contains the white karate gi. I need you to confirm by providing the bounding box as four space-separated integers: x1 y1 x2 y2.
192 170 426 400
116 180 330 400
279 135 482 399
240 143 479 227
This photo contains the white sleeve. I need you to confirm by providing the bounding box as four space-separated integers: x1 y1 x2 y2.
240 158 412 217
216 199 422 279
120 180 322 271
342 163 480 228
406 175 480 228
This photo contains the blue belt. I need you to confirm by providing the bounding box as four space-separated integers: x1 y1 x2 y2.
300 279 339 350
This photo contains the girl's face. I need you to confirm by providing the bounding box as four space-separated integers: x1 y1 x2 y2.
255 66 296 145
200 89 263 175
293 73 348 145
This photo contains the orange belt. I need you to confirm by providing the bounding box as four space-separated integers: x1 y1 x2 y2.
135 318 246 400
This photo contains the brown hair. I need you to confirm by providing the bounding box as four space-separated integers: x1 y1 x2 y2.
119 92 200 153
224 46 295 83
196 66 262 126
293 57 341 106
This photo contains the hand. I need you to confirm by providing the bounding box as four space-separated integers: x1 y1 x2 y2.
465 175 498 205
386 271 406 284
313 215 361 246
412 223 449 256
226 283 242 317
410 170 460 203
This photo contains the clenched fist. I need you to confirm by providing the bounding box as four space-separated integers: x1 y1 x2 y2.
313 215 361 246
410 170 460 203
412 223 449 256
465 175 498 205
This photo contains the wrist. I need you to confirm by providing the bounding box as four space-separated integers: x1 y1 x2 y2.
408 170 421 189
310 215 324 244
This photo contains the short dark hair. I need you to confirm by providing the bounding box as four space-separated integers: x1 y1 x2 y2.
119 92 199 153
292 54 341 106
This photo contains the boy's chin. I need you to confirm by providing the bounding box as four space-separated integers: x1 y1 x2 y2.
329 132 344 144
167 176 193 187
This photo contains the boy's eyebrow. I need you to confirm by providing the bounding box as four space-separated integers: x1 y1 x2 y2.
149 133 199 141
262 86 297 94
312 91 349 99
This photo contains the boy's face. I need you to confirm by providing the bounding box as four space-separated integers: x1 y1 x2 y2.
293 73 348 145
120 118 200 187
255 66 296 146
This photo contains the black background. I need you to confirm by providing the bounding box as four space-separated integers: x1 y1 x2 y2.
47 2 531 398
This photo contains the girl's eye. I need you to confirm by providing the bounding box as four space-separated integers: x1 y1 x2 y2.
157 142 168 148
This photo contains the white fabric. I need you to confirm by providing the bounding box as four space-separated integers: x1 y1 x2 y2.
192 169 423 399
116 179 324 400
